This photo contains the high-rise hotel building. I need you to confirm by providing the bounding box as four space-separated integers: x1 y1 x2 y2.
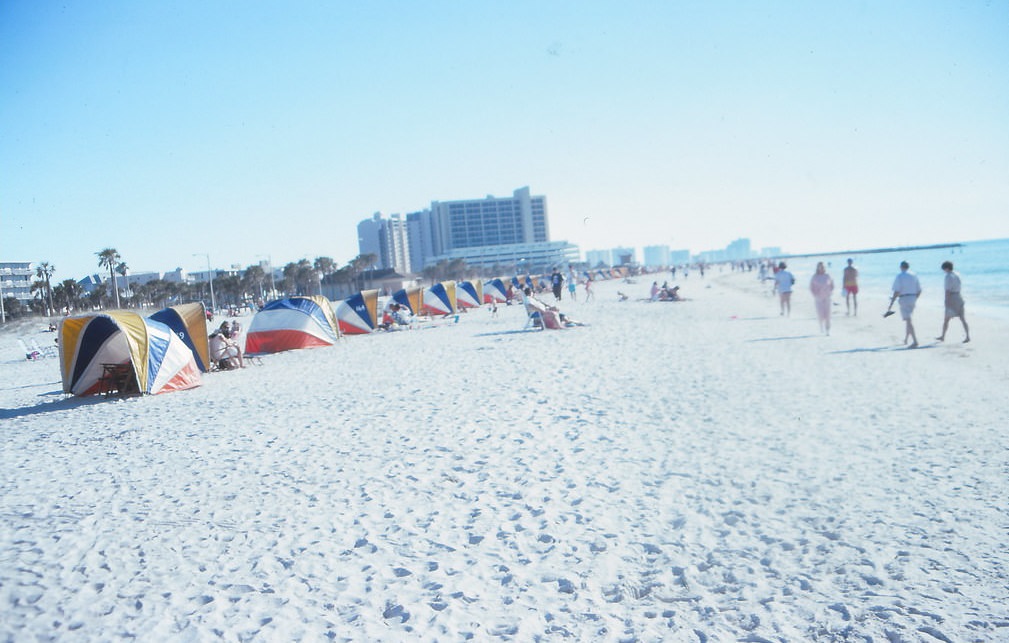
361 187 578 274
357 212 412 274
434 186 548 250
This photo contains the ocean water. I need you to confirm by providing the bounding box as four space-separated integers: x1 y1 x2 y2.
770 237 1009 321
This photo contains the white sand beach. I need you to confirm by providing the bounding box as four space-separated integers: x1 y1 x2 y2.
2 272 1007 641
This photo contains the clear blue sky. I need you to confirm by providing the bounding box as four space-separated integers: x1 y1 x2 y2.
2 1 1007 280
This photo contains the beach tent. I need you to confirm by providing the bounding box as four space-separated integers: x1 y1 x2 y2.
336 289 379 335
245 295 340 354
149 302 211 372
483 278 508 303
456 281 483 309
422 281 457 316
391 285 424 316
58 312 202 396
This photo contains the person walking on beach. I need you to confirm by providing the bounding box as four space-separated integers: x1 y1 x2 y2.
888 261 921 348
842 258 859 316
584 277 595 301
551 268 564 302
809 261 834 335
937 260 970 343
774 262 795 316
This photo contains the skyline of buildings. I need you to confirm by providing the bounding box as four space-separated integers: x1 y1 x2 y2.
5 183 781 310
3 236 780 310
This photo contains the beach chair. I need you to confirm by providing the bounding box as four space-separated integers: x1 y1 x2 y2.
523 302 563 330
30 338 58 358
524 310 544 330
18 338 42 361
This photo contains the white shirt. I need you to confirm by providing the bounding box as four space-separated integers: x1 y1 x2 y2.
209 334 228 360
892 270 921 297
944 271 962 293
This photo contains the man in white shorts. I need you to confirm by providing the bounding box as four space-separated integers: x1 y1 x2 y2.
888 261 921 348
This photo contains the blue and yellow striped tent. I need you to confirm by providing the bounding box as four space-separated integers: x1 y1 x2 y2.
58 311 202 396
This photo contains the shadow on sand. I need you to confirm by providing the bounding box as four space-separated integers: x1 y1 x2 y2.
829 344 938 355
475 329 541 337
746 334 819 343
0 394 112 421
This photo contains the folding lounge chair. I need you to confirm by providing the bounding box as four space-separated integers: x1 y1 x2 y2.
524 303 563 330
524 310 544 330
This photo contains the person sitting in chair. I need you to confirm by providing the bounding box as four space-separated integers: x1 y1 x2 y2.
209 329 245 369
523 287 566 329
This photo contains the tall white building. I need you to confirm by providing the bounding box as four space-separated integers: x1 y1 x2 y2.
611 247 636 266
670 249 692 265
643 245 670 268
363 186 576 274
585 250 611 268
431 186 548 252
0 261 35 311
358 212 412 274
726 238 752 260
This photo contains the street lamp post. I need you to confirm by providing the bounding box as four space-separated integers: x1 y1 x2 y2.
193 253 216 312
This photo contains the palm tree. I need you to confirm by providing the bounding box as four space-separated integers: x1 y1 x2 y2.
314 256 336 278
53 279 85 313
347 253 377 290
242 264 267 300
446 258 469 281
421 263 440 285
215 274 242 308
313 256 336 296
96 248 121 308
281 261 300 295
116 262 130 307
296 259 316 295
30 279 49 314
329 265 354 299
35 261 56 316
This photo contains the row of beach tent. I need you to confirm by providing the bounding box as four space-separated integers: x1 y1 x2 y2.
57 270 631 398
57 279 504 397
245 279 495 352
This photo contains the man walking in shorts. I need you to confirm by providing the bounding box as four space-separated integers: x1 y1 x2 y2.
842 258 859 316
888 261 921 348
774 262 795 316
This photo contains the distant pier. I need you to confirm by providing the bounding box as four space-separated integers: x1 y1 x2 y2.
770 242 963 261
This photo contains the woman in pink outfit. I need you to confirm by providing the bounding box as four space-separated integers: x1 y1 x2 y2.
809 261 834 335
